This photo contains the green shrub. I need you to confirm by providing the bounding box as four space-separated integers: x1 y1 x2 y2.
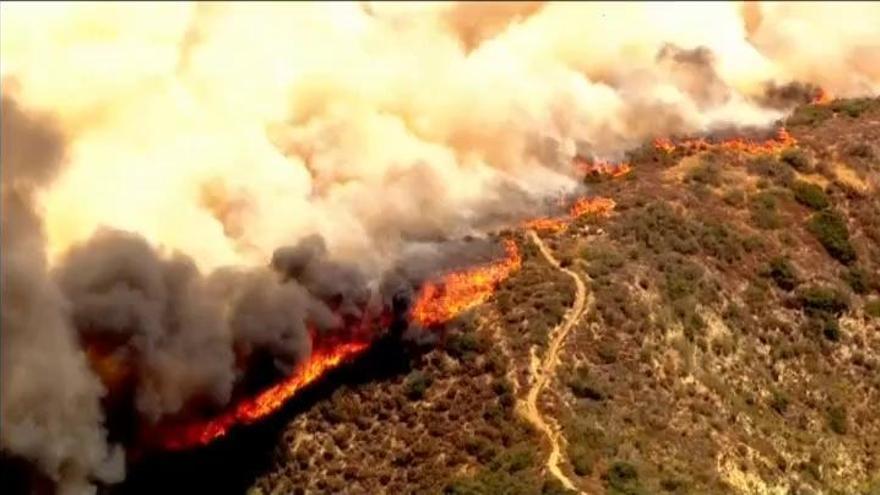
749 154 796 186
808 210 856 264
769 390 790 414
798 285 850 316
568 444 596 477
604 461 645 495
843 266 873 294
865 298 880 318
686 160 722 186
828 405 848 434
750 192 782 229
787 104 833 126
831 98 874 118
723 188 745 207
766 256 799 291
446 332 489 360
582 244 625 279
567 366 605 401
791 180 829 210
403 371 432 400
821 316 842 342
663 256 705 301
781 148 811 172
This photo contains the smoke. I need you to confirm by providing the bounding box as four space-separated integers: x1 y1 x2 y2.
1 96 124 494
1 1 879 492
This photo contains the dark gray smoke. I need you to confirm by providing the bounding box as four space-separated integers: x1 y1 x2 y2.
657 43 731 109
1 95 125 494
760 80 825 109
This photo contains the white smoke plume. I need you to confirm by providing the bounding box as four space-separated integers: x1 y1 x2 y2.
1 2 879 493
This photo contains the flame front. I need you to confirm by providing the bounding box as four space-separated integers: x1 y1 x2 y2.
411 239 522 328
156 341 369 450
574 156 633 178
653 127 796 155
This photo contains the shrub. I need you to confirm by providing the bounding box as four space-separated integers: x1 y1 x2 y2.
604 461 644 495
787 104 833 126
567 366 605 401
686 160 722 186
568 444 596 476
769 390 790 414
831 98 874 118
766 256 799 291
404 371 432 400
781 148 811 172
846 142 875 160
723 188 745 207
865 298 880 318
582 244 626 279
446 332 488 360
828 405 847 434
843 266 873 294
791 180 829 210
748 154 796 185
798 285 850 316
808 210 856 264
821 316 842 342
663 256 705 301
750 192 782 229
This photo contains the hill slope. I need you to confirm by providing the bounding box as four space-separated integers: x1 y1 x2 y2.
250 98 880 495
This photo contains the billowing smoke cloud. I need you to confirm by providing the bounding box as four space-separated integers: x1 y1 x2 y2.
0 2 875 276
2 2 879 492
1 96 124 494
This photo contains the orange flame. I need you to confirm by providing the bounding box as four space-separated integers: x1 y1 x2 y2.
411 239 522 327
811 88 831 105
569 196 616 218
523 217 569 233
156 340 369 450
522 195 617 233
573 156 632 178
653 127 796 156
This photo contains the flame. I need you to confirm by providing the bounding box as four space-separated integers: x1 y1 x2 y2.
653 127 796 155
155 238 523 450
156 340 369 450
811 87 832 105
573 156 633 178
523 217 569 233
569 196 616 218
411 239 522 327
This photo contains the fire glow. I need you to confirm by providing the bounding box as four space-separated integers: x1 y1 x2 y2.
155 239 523 450
653 127 796 156
156 340 370 450
410 239 522 328
573 156 633 179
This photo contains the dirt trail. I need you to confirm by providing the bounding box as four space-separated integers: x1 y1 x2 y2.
518 230 587 493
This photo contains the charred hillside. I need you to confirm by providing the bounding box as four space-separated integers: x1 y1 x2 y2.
248 97 880 495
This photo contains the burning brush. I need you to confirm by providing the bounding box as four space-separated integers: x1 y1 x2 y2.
142 236 524 451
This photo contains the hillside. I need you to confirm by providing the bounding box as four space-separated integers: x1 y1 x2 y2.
247 98 880 495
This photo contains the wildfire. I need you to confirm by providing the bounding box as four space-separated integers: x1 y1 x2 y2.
154 237 524 450
156 340 370 450
410 239 522 328
653 127 796 156
569 196 616 218
522 217 569 233
811 87 832 105
573 156 632 179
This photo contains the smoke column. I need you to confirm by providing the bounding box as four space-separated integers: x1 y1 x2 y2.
1 2 878 493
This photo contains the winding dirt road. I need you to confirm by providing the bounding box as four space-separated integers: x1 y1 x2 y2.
518 230 588 493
